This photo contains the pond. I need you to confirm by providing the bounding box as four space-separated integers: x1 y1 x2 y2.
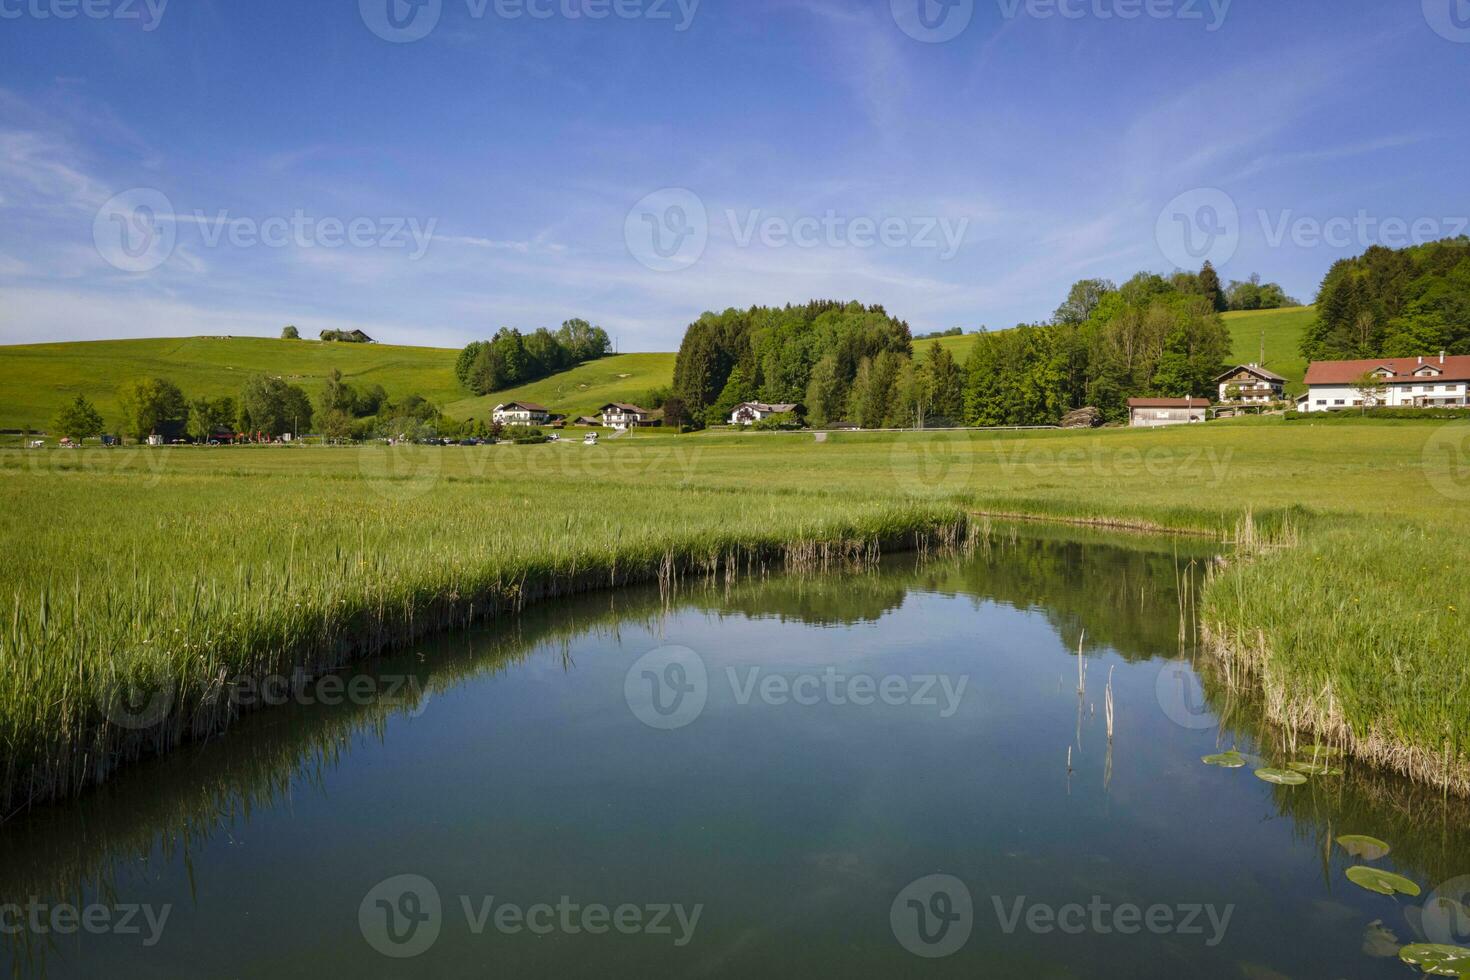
2 527 1467 978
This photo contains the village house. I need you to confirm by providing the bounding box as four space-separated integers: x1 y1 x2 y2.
492 401 553 427
1301 353 1470 411
729 402 802 426
572 415 602 427
1127 397 1210 428
1214 364 1287 404
599 403 657 430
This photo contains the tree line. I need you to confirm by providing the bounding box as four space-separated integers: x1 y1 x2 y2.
1301 237 1470 361
49 371 457 444
671 270 1239 429
455 319 611 396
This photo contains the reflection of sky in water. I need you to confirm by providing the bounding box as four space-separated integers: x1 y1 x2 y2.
2 537 1466 979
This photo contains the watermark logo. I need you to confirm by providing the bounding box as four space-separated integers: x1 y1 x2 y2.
625 188 708 272
100 665 175 731
1258 210 1468 252
992 895 1233 946
358 442 445 502
728 209 969 260
1155 662 1215 730
94 188 176 273
1423 425 1470 501
889 430 976 497
0 901 171 947
360 0 443 42
0 0 168 29
1156 188 1239 270
360 874 443 959
891 0 974 43
229 670 432 718
625 645 708 730
1424 0 1470 42
1423 876 1470 946
891 874 973 958
995 0 1231 31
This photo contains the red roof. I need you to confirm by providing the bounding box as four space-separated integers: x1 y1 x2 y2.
1127 398 1210 409
1304 355 1470 385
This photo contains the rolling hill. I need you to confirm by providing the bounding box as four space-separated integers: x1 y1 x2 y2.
1222 306 1316 391
0 308 1315 430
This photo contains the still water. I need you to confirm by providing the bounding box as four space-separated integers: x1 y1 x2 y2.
2 529 1467 978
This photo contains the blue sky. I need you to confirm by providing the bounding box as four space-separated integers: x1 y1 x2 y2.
0 0 1465 350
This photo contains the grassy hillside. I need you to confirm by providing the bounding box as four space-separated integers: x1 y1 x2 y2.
1222 306 1315 390
0 336 463 430
442 352 676 420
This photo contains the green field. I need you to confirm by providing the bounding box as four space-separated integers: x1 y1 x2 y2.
442 351 677 420
1222 306 1316 390
3 418 1468 810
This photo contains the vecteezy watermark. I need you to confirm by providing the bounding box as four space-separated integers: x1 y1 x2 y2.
1423 0 1470 43
1423 425 1470 502
94 188 177 273
93 189 439 272
228 670 430 718
358 875 703 959
1155 661 1216 730
0 900 172 947
727 209 969 261
890 0 974 43
891 875 974 958
1422 876 1470 946
0 0 168 30
623 646 970 730
995 443 1237 485
1158 188 1470 269
359 0 700 43
1156 187 1239 270
1257 210 1470 252
890 875 1234 958
624 188 970 272
995 0 1231 31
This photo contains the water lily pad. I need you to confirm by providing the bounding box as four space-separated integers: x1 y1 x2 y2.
1337 834 1392 861
1289 760 1344 776
1399 943 1470 977
1346 865 1421 897
1255 767 1307 786
1362 919 1400 958
1203 750 1247 768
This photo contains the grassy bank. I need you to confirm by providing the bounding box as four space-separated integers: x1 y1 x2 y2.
2 417 1467 808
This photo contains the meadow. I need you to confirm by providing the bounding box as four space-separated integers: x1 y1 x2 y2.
2 416 1467 812
0 306 1313 431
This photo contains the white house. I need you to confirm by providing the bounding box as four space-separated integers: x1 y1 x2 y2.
1301 353 1470 412
1127 397 1210 427
599 403 656 430
492 401 552 427
729 402 802 426
1214 364 1287 404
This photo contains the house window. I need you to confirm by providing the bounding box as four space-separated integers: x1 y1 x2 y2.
1334 399 1345 406
1316 399 1326 405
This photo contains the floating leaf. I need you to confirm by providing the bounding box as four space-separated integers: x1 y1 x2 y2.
1337 835 1392 861
1399 943 1470 977
1255 767 1307 786
1346 866 1421 897
1289 760 1344 776
1203 750 1247 768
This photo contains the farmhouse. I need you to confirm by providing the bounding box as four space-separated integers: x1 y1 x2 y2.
1215 364 1287 404
599 403 657 430
492 401 553 427
1301 353 1470 412
729 402 802 426
1127 397 1210 428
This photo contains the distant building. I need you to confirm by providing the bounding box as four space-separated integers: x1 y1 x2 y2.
599 403 656 430
1301 353 1470 411
492 401 553 427
1214 364 1287 404
1127 398 1210 428
729 402 803 426
572 416 602 427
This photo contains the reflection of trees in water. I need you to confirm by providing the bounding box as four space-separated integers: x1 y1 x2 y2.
1194 655 1470 890
7 526 1460 972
